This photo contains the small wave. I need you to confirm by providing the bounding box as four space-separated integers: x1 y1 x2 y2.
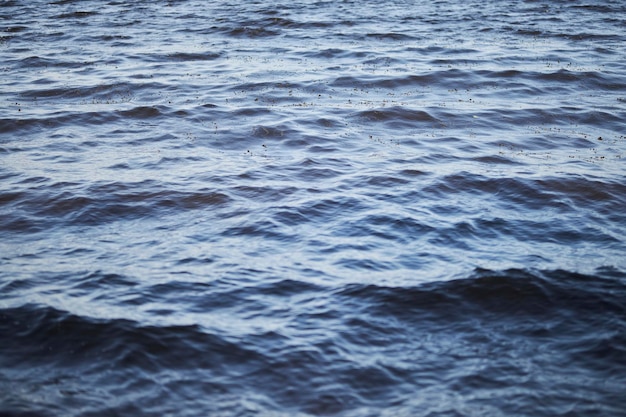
0 182 232 230
140 51 223 62
221 220 293 242
0 304 263 371
354 106 439 128
337 268 626 324
366 32 416 41
17 56 54 68
0 111 123 134
54 11 98 19
118 106 163 119
224 25 280 38
331 70 483 90
19 82 135 101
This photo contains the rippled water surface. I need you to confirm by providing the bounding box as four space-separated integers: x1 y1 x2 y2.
1 0 626 416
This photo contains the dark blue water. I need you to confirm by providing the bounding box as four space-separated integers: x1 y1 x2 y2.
1 0 626 415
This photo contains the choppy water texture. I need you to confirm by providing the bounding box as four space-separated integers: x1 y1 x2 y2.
1 0 626 416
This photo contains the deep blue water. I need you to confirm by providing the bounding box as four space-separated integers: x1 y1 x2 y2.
1 0 625 416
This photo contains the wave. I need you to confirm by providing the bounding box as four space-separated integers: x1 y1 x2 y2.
0 180 231 231
337 267 626 322
1 268 624 416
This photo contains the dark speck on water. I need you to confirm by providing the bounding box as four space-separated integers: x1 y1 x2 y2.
1 0 625 416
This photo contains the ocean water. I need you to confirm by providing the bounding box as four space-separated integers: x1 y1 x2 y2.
1 0 625 415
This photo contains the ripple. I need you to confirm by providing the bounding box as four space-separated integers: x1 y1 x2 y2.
2 0 626 415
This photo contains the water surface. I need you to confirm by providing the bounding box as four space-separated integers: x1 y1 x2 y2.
1 1 625 416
